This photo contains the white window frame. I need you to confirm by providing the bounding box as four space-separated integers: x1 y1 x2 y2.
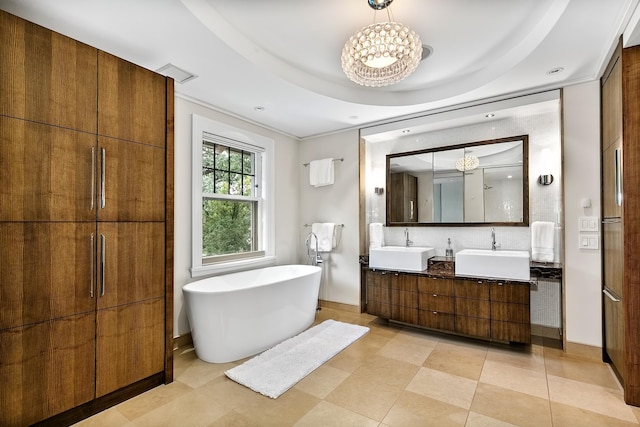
191 114 275 277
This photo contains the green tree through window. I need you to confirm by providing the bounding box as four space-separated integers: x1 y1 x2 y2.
202 141 258 259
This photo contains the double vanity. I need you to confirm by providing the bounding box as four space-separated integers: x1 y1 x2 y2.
363 246 539 344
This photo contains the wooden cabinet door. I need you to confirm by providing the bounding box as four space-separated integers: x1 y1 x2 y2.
454 279 490 338
0 313 96 426
0 10 97 133
604 293 625 380
603 221 624 303
96 298 165 397
602 54 622 152
98 51 166 148
390 273 418 323
96 222 165 310
366 269 391 319
603 139 623 219
0 222 96 330
97 137 165 222
0 117 97 221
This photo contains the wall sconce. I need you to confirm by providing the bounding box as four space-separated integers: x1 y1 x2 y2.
374 187 384 195
538 148 554 186
538 174 554 185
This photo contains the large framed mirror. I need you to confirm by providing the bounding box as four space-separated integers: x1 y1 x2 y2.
386 135 529 226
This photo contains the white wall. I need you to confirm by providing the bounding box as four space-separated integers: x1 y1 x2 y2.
562 81 603 347
173 96 300 336
299 130 361 306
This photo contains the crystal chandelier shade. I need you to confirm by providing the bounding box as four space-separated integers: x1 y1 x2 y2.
341 2 422 87
455 155 480 172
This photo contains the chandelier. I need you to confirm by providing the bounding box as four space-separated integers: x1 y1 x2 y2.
341 0 422 87
455 155 479 172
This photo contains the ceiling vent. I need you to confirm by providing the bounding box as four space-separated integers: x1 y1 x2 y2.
155 63 198 84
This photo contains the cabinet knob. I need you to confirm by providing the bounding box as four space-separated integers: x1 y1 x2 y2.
432 311 438 314
432 294 438 297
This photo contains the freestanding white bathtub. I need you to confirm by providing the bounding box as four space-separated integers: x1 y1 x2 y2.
183 264 322 363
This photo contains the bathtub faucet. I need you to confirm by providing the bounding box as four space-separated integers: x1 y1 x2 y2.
305 232 323 265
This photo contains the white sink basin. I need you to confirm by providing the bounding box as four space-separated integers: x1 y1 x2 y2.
369 246 435 272
455 249 530 281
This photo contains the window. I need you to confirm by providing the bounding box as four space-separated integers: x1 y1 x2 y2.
191 115 275 276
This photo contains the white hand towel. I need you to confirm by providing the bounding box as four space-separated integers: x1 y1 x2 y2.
311 223 336 252
369 223 385 249
309 158 334 187
531 221 555 262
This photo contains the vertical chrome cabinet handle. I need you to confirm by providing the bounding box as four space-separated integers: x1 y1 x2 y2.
90 233 94 298
100 148 106 209
100 233 106 297
410 200 414 220
90 147 95 210
615 147 623 207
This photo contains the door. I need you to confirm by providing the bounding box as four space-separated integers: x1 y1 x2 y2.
96 137 166 222
603 220 624 377
0 117 97 222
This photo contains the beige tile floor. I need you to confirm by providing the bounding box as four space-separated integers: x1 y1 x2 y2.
76 307 640 426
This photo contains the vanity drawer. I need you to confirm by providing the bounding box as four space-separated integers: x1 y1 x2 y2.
491 282 530 304
455 279 490 300
418 276 454 296
491 302 529 323
455 298 490 318
456 315 490 338
491 320 531 343
419 293 454 313
418 310 454 331
367 298 390 319
391 305 418 324
391 288 418 308
367 284 389 303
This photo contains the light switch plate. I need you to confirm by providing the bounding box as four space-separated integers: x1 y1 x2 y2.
578 216 599 232
578 233 599 250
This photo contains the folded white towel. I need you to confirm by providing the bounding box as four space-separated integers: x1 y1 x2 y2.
369 223 384 249
309 158 334 187
311 223 336 252
531 221 555 262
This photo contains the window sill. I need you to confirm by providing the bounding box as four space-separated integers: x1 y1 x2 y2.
190 255 276 278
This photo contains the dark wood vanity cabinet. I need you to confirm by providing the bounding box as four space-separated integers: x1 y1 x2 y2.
366 270 392 319
365 268 531 343
490 282 531 343
455 279 491 338
417 276 455 331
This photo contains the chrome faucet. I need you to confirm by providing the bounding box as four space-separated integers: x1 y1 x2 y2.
404 228 413 247
491 228 500 251
305 232 323 265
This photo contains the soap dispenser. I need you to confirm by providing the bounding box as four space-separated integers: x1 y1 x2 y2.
445 238 454 259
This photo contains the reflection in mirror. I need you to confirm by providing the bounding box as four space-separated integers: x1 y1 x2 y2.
386 135 528 226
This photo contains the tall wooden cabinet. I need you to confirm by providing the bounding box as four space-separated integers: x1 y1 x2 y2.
0 10 174 425
601 39 640 406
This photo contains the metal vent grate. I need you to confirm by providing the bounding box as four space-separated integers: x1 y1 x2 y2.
155 63 198 84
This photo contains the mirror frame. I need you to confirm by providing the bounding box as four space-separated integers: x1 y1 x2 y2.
385 135 529 227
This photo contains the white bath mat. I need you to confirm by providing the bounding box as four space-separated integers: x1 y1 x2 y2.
225 319 369 399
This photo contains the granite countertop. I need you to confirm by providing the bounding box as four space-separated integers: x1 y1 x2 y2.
359 254 563 282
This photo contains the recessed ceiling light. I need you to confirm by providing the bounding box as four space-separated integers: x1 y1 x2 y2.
546 67 564 76
485 113 495 118
155 63 197 84
254 106 265 112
